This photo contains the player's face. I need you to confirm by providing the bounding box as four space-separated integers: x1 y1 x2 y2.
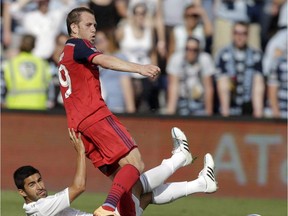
76 12 97 44
19 173 47 203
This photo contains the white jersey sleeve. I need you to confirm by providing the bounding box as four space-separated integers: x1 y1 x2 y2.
23 188 93 216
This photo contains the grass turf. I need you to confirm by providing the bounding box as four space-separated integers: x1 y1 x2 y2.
1 190 287 216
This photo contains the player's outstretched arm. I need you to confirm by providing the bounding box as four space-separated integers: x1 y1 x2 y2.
67 128 86 203
92 54 161 79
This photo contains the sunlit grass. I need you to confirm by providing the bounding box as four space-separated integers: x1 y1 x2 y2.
1 190 287 216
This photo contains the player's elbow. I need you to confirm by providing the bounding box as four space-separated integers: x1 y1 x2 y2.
77 183 86 193
68 183 86 202
73 181 86 194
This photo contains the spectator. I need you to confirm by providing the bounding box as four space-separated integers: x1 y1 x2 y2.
2 0 38 59
266 52 287 119
128 0 166 58
197 0 215 54
168 3 213 58
2 0 12 51
127 0 167 113
89 0 127 51
1 0 77 58
166 36 215 116
95 30 136 113
12 0 74 59
215 21 265 118
162 0 193 54
213 0 261 56
1 34 53 110
262 0 287 76
246 0 268 51
215 0 249 22
47 32 69 110
260 0 287 50
116 2 159 113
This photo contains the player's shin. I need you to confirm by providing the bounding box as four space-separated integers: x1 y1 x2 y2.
140 153 187 193
151 179 205 204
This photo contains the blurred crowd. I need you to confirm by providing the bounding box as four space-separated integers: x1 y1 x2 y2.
1 0 287 119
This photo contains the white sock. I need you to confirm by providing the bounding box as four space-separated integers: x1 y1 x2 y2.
152 178 206 204
131 194 143 216
140 152 187 193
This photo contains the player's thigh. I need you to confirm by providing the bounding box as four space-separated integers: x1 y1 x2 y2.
119 148 145 173
82 115 137 165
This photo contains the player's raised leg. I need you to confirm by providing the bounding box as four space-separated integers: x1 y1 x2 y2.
140 127 193 194
151 153 218 205
116 127 193 216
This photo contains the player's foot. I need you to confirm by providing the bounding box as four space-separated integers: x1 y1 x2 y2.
171 127 192 166
114 209 120 216
93 206 119 216
114 210 120 216
198 153 218 193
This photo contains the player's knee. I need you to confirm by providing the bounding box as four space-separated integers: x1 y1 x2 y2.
119 158 145 173
137 160 145 173
130 160 145 174
131 159 145 174
132 150 145 173
120 148 145 173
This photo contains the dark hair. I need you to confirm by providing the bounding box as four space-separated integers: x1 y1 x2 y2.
66 7 95 36
55 32 69 46
19 34 35 52
14 166 40 189
132 2 147 15
56 32 68 42
233 21 249 29
184 3 196 15
186 36 200 46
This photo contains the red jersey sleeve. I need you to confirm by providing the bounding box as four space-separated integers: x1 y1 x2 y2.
71 38 102 64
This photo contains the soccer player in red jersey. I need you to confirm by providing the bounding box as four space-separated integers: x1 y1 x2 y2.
58 7 160 216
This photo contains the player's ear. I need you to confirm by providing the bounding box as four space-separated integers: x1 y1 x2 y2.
70 23 78 35
18 189 27 198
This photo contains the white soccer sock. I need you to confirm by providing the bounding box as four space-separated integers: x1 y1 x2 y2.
140 152 187 193
151 178 206 204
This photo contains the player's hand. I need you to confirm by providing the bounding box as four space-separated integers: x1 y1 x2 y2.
68 128 85 154
139 64 161 79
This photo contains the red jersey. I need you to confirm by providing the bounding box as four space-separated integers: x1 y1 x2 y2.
58 38 112 130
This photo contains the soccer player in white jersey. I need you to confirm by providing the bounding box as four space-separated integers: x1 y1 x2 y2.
14 127 217 216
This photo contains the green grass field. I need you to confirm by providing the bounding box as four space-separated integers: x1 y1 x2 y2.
1 190 287 216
